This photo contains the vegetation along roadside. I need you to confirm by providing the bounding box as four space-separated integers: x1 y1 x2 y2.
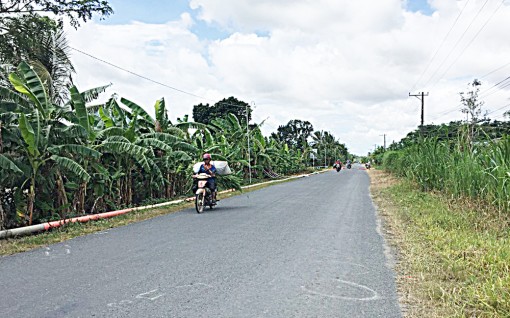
0 170 322 257
370 169 510 317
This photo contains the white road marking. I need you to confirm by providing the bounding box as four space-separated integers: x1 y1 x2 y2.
302 279 380 301
135 289 165 301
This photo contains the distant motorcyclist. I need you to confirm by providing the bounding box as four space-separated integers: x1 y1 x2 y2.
335 159 342 172
193 153 217 203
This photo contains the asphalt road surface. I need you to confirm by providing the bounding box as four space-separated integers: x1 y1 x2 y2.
0 166 401 318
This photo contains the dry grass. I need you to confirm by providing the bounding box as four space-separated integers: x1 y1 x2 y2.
370 169 510 317
370 169 447 317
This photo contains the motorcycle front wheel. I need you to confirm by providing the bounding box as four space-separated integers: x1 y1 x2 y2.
195 193 205 213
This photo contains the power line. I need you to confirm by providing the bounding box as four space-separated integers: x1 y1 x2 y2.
428 16 510 115
492 111 510 120
430 98 510 123
485 103 510 116
70 46 215 102
479 60 510 79
429 61 510 119
428 0 506 91
480 80 510 98
70 47 263 121
411 0 471 91
422 0 491 89
431 107 463 120
478 75 510 98
428 72 510 121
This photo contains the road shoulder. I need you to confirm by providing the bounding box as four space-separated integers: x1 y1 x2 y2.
369 169 510 317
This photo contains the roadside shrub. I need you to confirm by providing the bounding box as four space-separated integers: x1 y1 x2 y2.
384 135 510 212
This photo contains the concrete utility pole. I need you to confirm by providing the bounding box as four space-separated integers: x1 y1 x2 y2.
409 92 429 127
246 103 252 184
380 134 386 150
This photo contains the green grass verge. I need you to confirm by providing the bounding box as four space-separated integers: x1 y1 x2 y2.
371 170 510 317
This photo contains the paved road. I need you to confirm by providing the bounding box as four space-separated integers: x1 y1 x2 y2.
0 166 401 317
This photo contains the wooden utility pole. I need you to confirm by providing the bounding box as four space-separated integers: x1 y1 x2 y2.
409 92 429 127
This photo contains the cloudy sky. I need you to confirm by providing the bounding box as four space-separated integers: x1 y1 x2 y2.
66 0 510 155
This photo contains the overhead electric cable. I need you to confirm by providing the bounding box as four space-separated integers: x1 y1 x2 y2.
70 46 215 102
429 61 510 119
430 95 510 122
410 0 471 91
492 110 510 120
479 76 510 98
431 107 463 120
422 0 491 89
432 62 510 120
480 80 510 98
485 103 510 115
428 0 505 90
479 60 510 79
427 60 510 120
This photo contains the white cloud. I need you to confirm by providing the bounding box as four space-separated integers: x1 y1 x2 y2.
67 0 510 154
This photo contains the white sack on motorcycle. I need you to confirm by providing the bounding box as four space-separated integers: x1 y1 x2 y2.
193 161 232 175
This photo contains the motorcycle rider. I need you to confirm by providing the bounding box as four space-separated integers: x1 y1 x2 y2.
335 159 342 171
193 153 217 203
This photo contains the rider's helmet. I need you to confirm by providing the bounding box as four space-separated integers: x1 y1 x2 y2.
203 153 212 160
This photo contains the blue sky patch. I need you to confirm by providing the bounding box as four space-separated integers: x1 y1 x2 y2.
97 0 231 40
190 19 231 41
406 0 434 15
99 0 190 24
146 40 163 47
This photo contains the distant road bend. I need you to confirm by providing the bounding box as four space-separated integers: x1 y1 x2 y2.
0 166 401 317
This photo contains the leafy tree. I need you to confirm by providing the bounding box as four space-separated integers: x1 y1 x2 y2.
389 119 510 153
0 14 75 105
193 97 252 126
0 15 57 64
460 79 486 148
0 0 113 28
271 119 314 152
311 130 349 166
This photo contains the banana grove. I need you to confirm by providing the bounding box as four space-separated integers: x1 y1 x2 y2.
0 62 348 229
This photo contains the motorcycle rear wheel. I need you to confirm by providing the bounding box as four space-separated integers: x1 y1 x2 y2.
195 193 205 213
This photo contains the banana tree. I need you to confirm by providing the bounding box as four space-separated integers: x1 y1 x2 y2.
95 97 199 204
210 114 250 169
4 62 94 224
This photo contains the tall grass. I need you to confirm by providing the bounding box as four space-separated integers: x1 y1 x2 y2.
383 135 510 212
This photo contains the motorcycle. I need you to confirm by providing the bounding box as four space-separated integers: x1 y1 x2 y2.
346 163 352 169
365 162 371 169
336 164 342 172
194 173 216 213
